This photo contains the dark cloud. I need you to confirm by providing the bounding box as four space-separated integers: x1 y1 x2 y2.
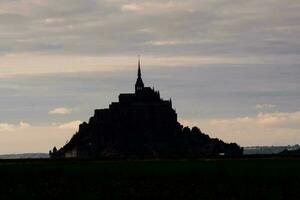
0 0 298 61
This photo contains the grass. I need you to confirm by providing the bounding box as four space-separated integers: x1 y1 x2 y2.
1 157 300 199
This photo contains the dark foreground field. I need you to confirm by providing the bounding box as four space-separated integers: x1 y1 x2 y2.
1 157 300 200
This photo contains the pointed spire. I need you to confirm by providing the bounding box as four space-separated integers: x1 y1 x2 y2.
138 55 141 78
135 55 144 93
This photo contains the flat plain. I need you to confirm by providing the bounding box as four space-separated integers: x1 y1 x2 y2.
1 157 300 200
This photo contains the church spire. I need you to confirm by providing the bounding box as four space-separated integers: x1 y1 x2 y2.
138 55 141 78
135 55 144 93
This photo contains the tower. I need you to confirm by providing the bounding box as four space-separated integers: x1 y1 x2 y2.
135 56 144 93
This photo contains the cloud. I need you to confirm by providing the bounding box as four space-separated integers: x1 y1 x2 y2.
121 2 192 14
180 111 300 146
19 122 31 128
0 123 15 132
0 0 298 72
0 122 31 132
0 120 81 154
58 120 82 130
208 111 300 128
146 40 192 46
49 107 73 115
0 54 262 77
121 4 140 12
255 104 276 109
44 18 65 24
257 112 300 127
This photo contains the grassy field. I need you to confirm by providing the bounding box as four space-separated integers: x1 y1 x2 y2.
1 157 300 200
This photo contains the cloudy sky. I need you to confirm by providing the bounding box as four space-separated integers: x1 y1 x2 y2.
0 0 300 153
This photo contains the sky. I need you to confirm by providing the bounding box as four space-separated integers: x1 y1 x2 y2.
0 0 300 153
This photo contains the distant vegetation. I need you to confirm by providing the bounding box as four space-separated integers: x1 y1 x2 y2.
0 153 49 159
243 145 300 155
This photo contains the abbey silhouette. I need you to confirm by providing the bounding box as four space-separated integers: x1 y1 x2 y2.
50 58 242 158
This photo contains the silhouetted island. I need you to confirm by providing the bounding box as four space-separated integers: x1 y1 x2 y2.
50 58 243 158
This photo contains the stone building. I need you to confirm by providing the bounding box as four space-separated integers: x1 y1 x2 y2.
50 58 243 158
